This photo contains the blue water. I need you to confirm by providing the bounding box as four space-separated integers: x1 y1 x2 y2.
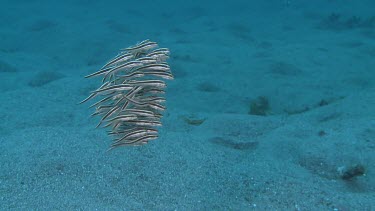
1 0 375 210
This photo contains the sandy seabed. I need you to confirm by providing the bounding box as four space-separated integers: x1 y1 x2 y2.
0 0 374 210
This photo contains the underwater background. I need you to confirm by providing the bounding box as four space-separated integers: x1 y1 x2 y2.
1 0 375 210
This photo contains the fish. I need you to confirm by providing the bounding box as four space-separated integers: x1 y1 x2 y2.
147 51 169 62
135 63 170 72
109 134 158 149
137 57 157 64
141 71 174 80
102 61 144 82
126 80 166 88
125 108 159 117
96 105 120 128
105 114 138 123
82 40 173 149
79 82 112 104
93 84 134 95
123 40 158 53
101 53 134 70
84 67 113 78
140 97 166 104
112 128 158 145
119 70 173 80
